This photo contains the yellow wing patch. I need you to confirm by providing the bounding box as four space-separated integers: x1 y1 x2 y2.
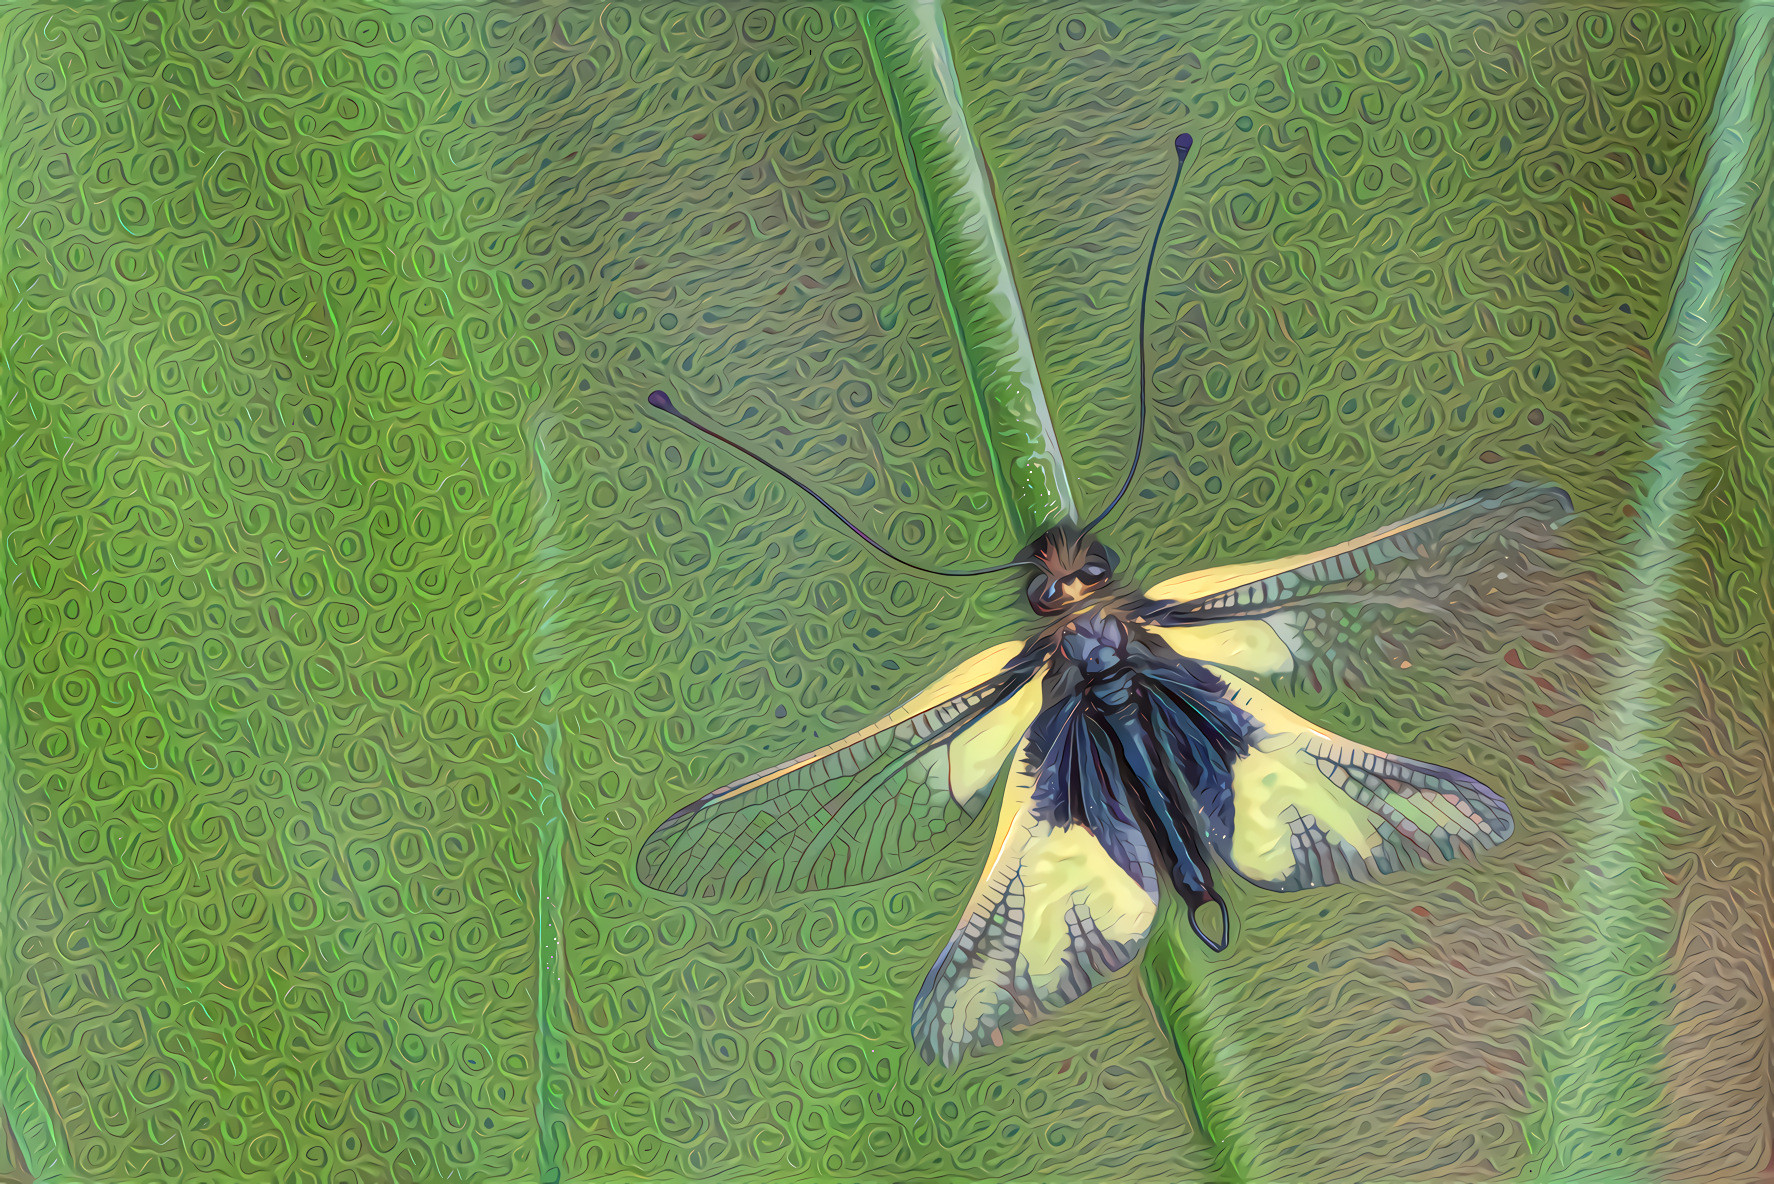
944 675 1044 812
910 739 1159 1067
721 639 1030 801
1203 668 1515 891
1147 618 1299 676
1229 748 1378 881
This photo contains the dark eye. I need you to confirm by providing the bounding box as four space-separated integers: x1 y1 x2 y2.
1081 564 1106 580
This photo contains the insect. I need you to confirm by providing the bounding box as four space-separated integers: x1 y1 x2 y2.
637 134 1572 1067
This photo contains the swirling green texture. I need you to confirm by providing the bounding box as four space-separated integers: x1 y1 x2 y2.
0 3 1770 1184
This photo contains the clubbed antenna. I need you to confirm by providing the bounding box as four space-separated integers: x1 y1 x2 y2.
646 391 1033 579
1081 132 1196 536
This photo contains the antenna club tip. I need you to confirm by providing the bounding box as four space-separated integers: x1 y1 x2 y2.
1175 132 1193 155
647 390 675 413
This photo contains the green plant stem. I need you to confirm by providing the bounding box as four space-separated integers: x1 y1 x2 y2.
861 0 1075 535
863 0 1233 1169
1525 3 1774 1176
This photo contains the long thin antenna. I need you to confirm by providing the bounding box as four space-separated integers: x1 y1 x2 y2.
1081 132 1196 536
646 391 1033 579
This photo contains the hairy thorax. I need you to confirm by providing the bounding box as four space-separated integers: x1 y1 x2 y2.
1040 595 1172 709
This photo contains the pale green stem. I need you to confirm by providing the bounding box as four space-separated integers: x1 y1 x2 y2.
1526 4 1774 1177
861 0 1238 1166
525 400 571 1184
861 0 1075 534
0 25 70 1173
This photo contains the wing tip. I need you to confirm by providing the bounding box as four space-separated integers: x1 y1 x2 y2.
1415 764 1517 850
1476 479 1576 523
1543 484 1576 520
632 858 690 897
653 810 691 835
631 790 729 895
910 952 1022 1070
908 997 952 1069
1485 806 1516 845
909 1015 1009 1071
635 819 702 897
912 1030 948 1068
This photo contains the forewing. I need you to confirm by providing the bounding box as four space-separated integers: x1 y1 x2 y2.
1201 668 1514 892
911 731 1161 1068
1143 482 1573 677
638 640 1046 901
